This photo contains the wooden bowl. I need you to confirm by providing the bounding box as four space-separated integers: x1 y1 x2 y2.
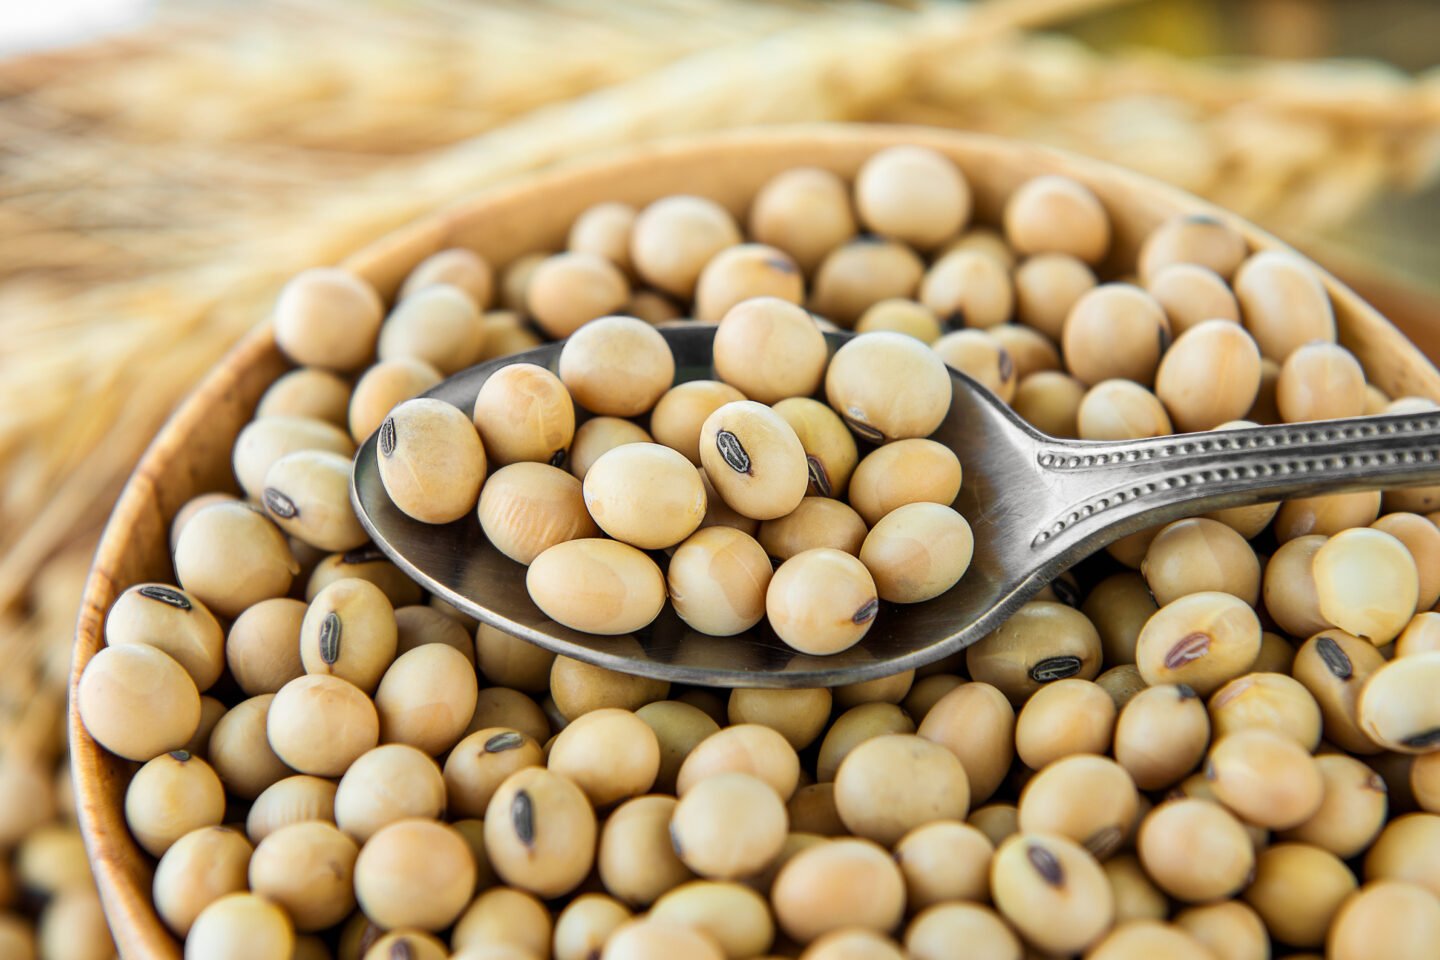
70 124 1440 957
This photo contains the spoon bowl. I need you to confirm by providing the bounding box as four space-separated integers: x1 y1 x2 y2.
353 323 1440 687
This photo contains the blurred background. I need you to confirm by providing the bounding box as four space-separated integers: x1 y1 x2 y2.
0 0 1435 952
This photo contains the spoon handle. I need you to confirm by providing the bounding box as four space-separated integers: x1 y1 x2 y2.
1029 411 1440 550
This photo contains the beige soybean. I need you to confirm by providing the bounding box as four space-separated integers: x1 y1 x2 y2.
477 461 600 565
263 449 369 551
555 894 634 960
560 315 675 417
1209 671 1322 748
526 252 629 339
1004 175 1110 264
767 548 878 656
1086 921 1213 960
1399 612 1440 659
759 498 867 564
650 380 746 465
809 236 925 328
472 362 575 467
1138 214 1248 283
106 583 224 692
1262 534 1332 637
990 832 1114 955
485 766 597 898
226 598 305 696
699 400 808 521
856 145 970 249
569 416 652 482
584 443 705 549
153 826 254 937
916 683 1012 802
677 723 800 800
825 332 951 442
15 826 90 897
919 249 1013 330
378 397 487 524
1293 630 1385 754
1137 798 1254 902
207 695 290 800
548 708 660 807
444 728 543 819
695 244 804 322
990 323 1062 379
966 601 1103 706
905 903 1019 960
1276 340 1368 422
349 358 444 444
354 819 476 931
1315 527 1420 645
335 744 445 842
804 929 905 960
393 603 473 664
932 330 1017 403
1135 591 1260 695
748 167 857 274
787 783 846 836
499 251 548 313
727 688 832 752
307 547 423 607
1103 854 1168 924
772 838 905 943
1280 753 1388 858
1234 250 1337 362
1248 357 1283 422
249 820 357 931
1062 284 1169 386
834 734 969 846
1275 482 1383 541
1254 629 1297 674
893 819 993 909
1113 684 1209 790
174 501 299 618
184 892 293 960
1014 253 1096 340
300 577 397 694
527 539 666 635
1146 263 1241 336
903 673 963 719
833 669 914 709
1174 901 1269 960
452 887 552 957
1012 370 1085 437
379 283 484 375
125 751 225 858
670 770 789 882
364 932 446 960
569 201 637 274
1366 814 1440 897
402 247 494 307
550 655 669 720
712 298 829 408
1372 512 1440 611
1328 880 1440 960
78 645 199 762
847 438 961 527
602 919 725 960
774 401 861 503
855 298 942 341
651 876 772 956
233 414 356 501
1014 680 1118 770
475 624 554 692
669 527 772 637
245 775 338 843
267 674 379 777
698 468 761 536
599 795 695 907
1076 379 1172 441
1144 517 1260 607
273 268 383 372
1082 572 1157 665
1358 652 1440 753
1018 754 1136 861
1207 729 1324 829
635 700 719 794
818 702 915 783
170 491 239 552
859 501 973 604
1154 319 1263 431
942 225 1016 268
258 367 352 427
477 309 544 361
1095 664 1147 709
631 195 741 299
1244 843 1357 947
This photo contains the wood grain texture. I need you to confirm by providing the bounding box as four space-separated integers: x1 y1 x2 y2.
69 124 1440 958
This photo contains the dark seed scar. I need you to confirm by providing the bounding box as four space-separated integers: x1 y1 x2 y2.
853 598 879 625
1165 633 1211 670
1030 655 1082 682
1027 843 1065 886
716 430 753 475
263 487 299 520
319 613 342 665
806 455 833 497
378 417 397 457
1316 635 1353 680
485 731 526 753
513 790 536 847
137 585 192 611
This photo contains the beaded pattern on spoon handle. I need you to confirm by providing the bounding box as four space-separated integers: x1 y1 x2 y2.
1030 412 1440 547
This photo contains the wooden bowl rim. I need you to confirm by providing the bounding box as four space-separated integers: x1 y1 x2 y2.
68 122 1438 957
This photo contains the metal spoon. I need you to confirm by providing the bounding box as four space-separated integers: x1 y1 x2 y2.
352 324 1440 688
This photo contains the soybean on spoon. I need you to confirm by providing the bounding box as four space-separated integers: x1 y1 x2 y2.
351 324 1440 688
